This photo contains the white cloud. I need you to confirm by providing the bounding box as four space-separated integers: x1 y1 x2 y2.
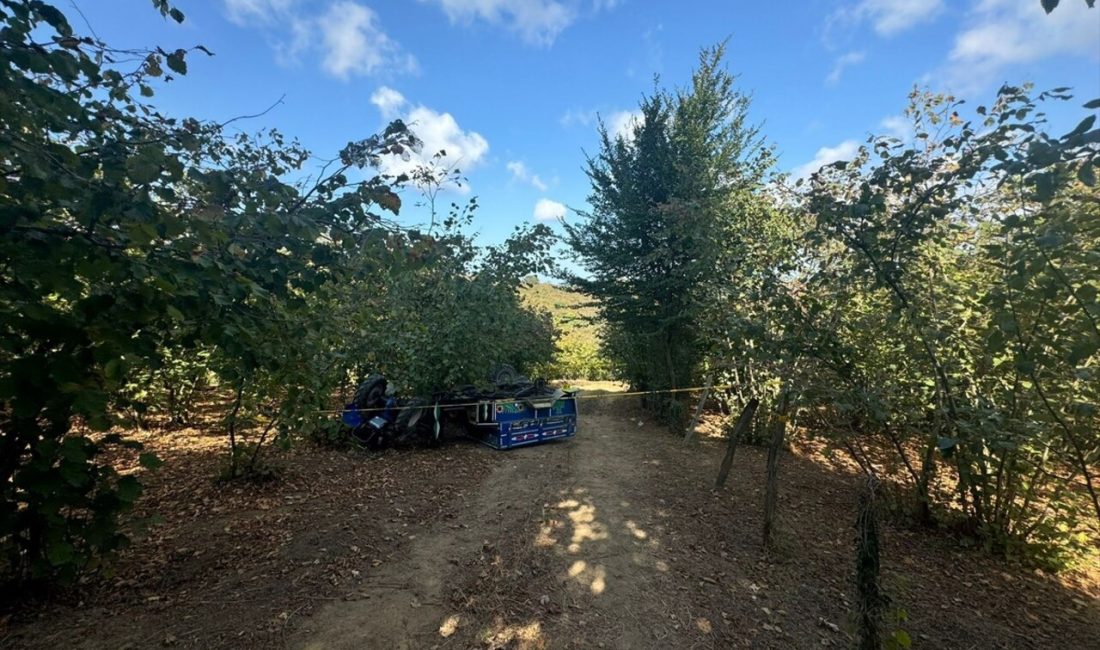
224 0 297 25
828 0 943 40
879 114 913 142
401 105 489 179
826 50 866 85
561 107 643 141
533 198 567 221
318 2 418 79
422 0 574 45
367 87 489 189
943 0 1099 94
864 0 943 35
606 109 642 141
560 108 598 127
793 140 860 179
222 0 416 80
420 0 619 45
370 86 408 119
506 161 549 191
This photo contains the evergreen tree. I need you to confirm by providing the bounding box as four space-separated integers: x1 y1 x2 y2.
565 43 774 426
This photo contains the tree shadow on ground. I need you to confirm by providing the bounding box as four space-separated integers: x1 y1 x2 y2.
3 403 1096 650
450 405 1099 649
0 429 502 649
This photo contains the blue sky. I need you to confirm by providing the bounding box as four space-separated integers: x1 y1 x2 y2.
73 0 1099 244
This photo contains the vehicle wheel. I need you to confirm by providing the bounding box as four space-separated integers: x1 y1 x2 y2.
369 427 394 450
490 364 521 386
350 424 388 450
439 417 467 443
395 398 435 444
353 374 387 409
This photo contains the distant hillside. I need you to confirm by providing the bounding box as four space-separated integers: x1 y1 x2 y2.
520 281 612 380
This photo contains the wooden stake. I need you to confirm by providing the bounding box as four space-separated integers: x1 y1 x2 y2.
856 474 884 650
683 373 715 442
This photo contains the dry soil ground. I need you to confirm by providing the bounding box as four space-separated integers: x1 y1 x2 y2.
2 383 1098 649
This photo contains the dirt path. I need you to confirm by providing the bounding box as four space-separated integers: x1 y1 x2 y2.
293 410 707 649
290 404 1100 650
289 438 568 649
5 398 1097 649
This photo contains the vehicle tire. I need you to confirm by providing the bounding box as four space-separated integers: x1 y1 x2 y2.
490 364 521 386
350 423 389 450
353 374 387 409
395 398 435 445
369 427 394 450
439 417 467 445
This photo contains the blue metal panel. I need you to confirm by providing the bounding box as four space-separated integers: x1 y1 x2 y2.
473 395 578 449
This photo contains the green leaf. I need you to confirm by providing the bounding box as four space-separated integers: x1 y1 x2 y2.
1068 339 1098 365
169 8 185 23
893 629 912 649
59 461 91 487
1041 0 1059 13
46 540 75 567
166 51 187 75
116 475 143 503
1085 98 1100 110
144 54 162 77
138 452 163 470
126 149 163 184
104 358 125 381
1064 114 1096 139
1078 162 1096 187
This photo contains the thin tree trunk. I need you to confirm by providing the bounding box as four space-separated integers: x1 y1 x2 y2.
247 416 279 475
843 441 874 477
715 398 759 489
884 426 920 488
1028 367 1100 525
763 391 790 549
226 381 245 479
915 438 937 524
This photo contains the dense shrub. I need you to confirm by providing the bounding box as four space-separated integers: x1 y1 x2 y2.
0 0 554 582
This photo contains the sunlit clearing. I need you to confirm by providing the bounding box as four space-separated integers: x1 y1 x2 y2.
556 498 580 509
568 560 587 577
656 559 669 572
696 617 713 633
439 614 460 638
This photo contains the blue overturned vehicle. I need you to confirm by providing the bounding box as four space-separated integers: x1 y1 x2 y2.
341 365 578 450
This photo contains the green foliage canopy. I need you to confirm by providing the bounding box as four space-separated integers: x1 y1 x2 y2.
565 43 777 424
0 0 555 581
